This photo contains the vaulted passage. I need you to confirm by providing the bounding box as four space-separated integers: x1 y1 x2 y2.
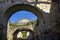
4 4 43 40
13 28 35 40
8 10 38 40
0 0 60 40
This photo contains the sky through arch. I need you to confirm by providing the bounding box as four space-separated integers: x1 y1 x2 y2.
9 10 37 23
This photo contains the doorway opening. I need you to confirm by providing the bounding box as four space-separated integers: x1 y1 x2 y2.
8 10 38 40
4 4 43 40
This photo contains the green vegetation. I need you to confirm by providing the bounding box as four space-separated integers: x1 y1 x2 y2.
9 23 15 26
22 31 27 39
32 20 37 25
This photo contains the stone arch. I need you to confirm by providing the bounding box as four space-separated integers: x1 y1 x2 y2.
4 4 43 22
13 28 35 40
2 4 44 40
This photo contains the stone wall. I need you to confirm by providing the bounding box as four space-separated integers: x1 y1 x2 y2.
0 0 60 40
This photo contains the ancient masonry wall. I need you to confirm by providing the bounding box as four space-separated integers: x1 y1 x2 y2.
0 0 59 40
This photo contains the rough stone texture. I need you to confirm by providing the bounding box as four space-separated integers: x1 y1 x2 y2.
0 0 60 40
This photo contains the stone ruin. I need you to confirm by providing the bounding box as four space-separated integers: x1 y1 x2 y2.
0 0 60 40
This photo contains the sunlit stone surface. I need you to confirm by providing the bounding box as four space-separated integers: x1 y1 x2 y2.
27 0 35 2
16 18 30 25
17 32 22 38
38 0 51 2
37 4 51 13
17 31 32 39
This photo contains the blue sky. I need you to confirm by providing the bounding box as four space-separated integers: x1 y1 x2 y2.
9 10 37 23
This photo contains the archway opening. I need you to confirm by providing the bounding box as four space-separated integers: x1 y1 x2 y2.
13 28 35 40
3 4 43 40
8 10 38 40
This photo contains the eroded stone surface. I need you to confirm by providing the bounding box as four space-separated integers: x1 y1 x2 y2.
0 0 60 40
